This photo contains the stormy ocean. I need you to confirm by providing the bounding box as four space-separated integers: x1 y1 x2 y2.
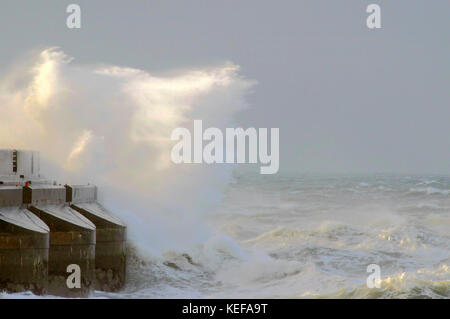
0 47 447 300
90 172 449 299
2 173 449 299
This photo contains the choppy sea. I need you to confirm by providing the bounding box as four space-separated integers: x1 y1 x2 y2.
4 173 449 299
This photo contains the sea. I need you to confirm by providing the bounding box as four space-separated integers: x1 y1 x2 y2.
3 173 449 299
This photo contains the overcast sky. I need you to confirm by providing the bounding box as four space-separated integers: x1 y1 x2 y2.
1 1 448 174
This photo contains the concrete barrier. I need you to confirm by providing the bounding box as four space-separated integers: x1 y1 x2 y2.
0 186 49 294
0 185 23 207
23 184 66 205
66 184 97 204
68 185 127 291
0 149 128 296
25 185 96 297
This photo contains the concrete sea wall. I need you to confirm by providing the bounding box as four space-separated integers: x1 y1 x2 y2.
0 149 127 296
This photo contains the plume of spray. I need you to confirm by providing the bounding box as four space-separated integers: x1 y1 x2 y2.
0 48 256 257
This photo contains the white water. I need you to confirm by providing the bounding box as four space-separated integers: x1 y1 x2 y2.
0 49 448 299
91 173 447 299
0 47 253 257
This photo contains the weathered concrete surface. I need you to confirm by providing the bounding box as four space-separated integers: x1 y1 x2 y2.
0 185 23 207
0 150 129 296
65 185 97 204
71 199 126 292
28 204 96 297
0 205 49 295
23 185 66 206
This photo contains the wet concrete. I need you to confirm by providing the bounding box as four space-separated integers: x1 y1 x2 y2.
28 205 96 297
0 205 50 295
71 200 126 291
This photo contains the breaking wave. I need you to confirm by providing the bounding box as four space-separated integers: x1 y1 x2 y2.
0 49 449 299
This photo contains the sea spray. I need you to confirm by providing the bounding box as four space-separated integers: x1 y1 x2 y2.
0 47 256 258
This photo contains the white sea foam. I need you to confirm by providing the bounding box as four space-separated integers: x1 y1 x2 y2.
409 187 450 195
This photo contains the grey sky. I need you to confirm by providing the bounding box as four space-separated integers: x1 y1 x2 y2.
1 1 448 174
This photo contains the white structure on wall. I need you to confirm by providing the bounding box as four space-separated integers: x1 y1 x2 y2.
0 149 41 183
